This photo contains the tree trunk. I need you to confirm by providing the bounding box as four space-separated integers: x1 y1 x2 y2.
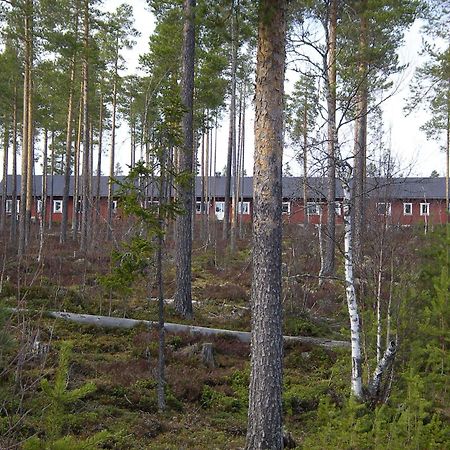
231 81 241 251
239 85 246 238
353 1 368 265
72 95 83 238
302 96 308 227
174 0 195 319
246 2 286 449
18 2 31 257
48 132 55 230
60 16 78 244
80 0 90 254
1 119 9 234
10 89 18 244
322 0 337 276
38 129 48 262
223 1 237 242
341 176 363 400
107 46 118 240
95 91 103 225
156 153 167 412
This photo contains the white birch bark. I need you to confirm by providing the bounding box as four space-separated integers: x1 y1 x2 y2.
376 241 384 364
368 339 396 399
341 176 363 400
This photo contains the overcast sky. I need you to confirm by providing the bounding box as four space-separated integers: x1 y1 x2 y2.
108 1 443 178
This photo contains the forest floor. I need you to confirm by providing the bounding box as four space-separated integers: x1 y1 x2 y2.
0 223 448 449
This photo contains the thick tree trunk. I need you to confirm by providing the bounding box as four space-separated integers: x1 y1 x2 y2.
322 0 337 276
342 177 363 400
246 2 286 449
174 0 195 319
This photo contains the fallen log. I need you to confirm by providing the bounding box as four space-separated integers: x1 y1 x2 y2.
43 310 350 349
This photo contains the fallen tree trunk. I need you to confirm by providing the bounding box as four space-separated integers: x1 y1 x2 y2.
41 310 350 349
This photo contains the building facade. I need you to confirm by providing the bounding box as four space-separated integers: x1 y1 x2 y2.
0 175 448 226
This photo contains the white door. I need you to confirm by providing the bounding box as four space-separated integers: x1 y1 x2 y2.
215 201 225 220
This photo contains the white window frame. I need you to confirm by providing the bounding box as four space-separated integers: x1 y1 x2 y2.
37 199 43 213
403 202 413 216
306 202 320 215
335 202 342 216
53 200 63 214
282 201 291 215
238 201 250 215
5 199 12 214
376 202 391 216
112 200 118 210
195 201 208 214
215 201 225 213
420 202 430 216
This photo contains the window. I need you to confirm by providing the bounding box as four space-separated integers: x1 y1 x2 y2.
420 202 429 216
306 202 320 215
53 200 63 214
37 199 42 213
376 202 391 216
403 203 412 215
5 199 20 214
196 201 207 214
238 201 250 215
112 200 118 210
215 201 225 213
282 201 291 215
335 202 342 216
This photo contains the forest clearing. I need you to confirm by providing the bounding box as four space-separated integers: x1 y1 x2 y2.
0 0 449 448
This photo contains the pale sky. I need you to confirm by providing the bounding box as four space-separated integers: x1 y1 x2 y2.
76 1 448 179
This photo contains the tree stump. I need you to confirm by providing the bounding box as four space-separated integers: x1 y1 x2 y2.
201 343 215 368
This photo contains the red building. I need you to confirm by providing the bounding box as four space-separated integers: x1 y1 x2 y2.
1 175 448 226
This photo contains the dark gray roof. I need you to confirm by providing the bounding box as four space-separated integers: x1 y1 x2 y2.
0 175 447 200
0 175 126 197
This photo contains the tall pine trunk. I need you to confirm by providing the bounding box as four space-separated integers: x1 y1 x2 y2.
353 1 368 265
80 0 90 254
174 0 195 318
1 119 9 234
10 89 18 244
38 129 48 262
95 91 103 225
107 44 119 240
246 1 286 448
322 0 337 276
18 1 32 257
223 1 237 243
60 57 77 243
